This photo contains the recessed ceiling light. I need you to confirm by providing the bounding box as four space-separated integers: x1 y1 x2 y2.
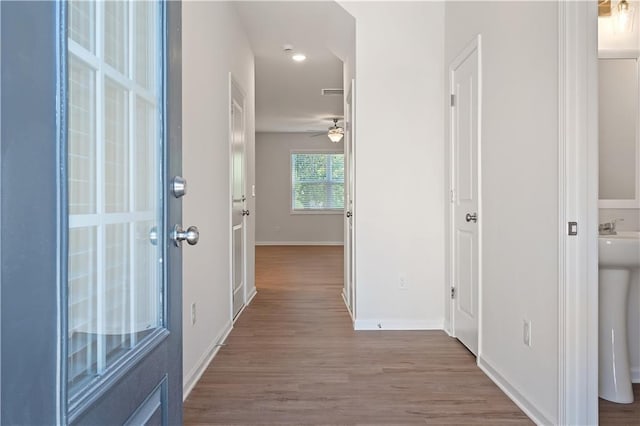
292 54 306 62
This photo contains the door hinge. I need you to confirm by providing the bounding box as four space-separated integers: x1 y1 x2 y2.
450 287 456 299
450 94 455 107
450 189 455 203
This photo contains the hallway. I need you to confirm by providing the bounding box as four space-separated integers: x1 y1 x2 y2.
183 246 531 424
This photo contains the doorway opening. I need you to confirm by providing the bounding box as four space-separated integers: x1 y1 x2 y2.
233 1 356 322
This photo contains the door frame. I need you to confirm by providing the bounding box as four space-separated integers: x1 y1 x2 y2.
447 35 483 357
343 79 356 320
229 73 248 321
557 2 599 425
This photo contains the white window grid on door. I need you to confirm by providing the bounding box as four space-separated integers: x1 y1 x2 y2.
67 0 161 395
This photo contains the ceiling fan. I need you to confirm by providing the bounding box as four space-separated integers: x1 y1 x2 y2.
308 118 344 143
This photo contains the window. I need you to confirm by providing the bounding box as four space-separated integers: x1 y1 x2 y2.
291 152 344 211
67 0 162 399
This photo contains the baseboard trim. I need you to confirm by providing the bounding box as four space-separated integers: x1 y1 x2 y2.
256 241 344 246
354 319 443 331
632 367 640 383
246 287 257 305
341 290 354 322
478 356 553 425
182 321 233 401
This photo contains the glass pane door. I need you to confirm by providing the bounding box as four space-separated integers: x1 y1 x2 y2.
67 0 163 399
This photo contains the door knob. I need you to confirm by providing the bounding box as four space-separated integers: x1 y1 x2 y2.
172 225 199 247
465 213 477 223
149 226 158 246
346 211 352 218
171 176 187 198
242 209 250 216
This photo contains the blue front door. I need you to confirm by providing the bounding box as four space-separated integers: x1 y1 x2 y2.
1 1 183 424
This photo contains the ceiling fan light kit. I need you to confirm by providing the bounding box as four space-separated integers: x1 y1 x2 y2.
327 118 344 143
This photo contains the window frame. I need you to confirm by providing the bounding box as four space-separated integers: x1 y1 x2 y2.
289 149 345 215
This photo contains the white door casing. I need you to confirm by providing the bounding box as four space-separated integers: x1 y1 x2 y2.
450 36 481 356
230 76 247 319
344 80 356 318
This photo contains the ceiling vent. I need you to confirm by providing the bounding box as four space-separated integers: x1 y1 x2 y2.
321 88 344 96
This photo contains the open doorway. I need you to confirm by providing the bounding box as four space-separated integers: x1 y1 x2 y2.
233 1 357 321
596 2 640 421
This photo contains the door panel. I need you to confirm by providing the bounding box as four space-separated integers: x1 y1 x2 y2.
231 79 246 318
1 1 183 424
451 40 480 356
344 80 356 316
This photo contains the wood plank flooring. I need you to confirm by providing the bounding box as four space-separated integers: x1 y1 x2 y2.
183 246 532 425
599 384 640 425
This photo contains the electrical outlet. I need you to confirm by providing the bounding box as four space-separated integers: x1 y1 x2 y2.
399 274 407 290
523 320 532 347
191 303 197 325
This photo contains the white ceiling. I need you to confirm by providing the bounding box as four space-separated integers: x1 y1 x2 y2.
234 1 352 133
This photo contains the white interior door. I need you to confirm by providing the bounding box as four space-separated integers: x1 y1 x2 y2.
450 38 480 356
231 78 247 319
343 81 356 316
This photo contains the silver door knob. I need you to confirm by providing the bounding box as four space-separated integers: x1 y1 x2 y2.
346 211 352 218
171 176 187 198
465 213 477 223
172 225 199 247
149 226 158 246
242 209 250 216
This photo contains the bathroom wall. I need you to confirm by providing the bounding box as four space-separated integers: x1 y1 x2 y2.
598 8 640 382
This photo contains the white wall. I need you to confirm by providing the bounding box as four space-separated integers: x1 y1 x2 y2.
255 132 344 245
339 2 445 330
182 0 255 398
445 2 559 424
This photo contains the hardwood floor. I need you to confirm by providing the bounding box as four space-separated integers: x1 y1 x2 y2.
183 246 532 425
599 384 640 425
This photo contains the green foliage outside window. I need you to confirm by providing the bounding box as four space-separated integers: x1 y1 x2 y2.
292 153 344 210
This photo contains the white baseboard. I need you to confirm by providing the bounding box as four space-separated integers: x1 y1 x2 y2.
633 366 640 383
341 290 354 322
478 356 553 425
182 321 233 401
246 287 257 305
354 318 443 330
256 241 344 246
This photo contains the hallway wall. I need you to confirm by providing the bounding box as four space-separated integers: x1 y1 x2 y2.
182 1 255 398
339 1 446 329
445 2 559 424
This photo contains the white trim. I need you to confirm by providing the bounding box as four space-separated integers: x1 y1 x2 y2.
632 367 640 383
246 287 257 306
478 357 554 426
598 49 640 59
341 290 354 322
353 319 443 331
598 199 640 208
255 241 344 246
558 2 600 425
182 321 233 401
